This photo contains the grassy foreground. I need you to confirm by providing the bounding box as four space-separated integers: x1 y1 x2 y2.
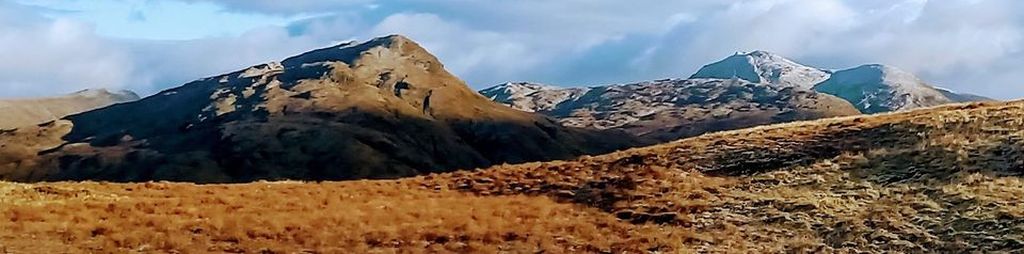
3 100 1024 253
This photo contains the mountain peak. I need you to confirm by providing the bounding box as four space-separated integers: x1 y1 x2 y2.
741 50 781 58
691 50 830 88
480 82 589 112
70 88 140 100
0 34 639 183
483 82 560 94
814 64 955 113
280 34 439 69
379 34 413 44
829 64 924 89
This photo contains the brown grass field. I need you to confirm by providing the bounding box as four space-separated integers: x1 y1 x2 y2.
3 100 1024 253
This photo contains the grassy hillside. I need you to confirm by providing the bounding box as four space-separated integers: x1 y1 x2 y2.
3 100 1023 253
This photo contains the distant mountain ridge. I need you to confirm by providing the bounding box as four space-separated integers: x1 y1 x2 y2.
479 82 591 113
691 51 991 113
813 64 979 113
488 51 991 129
482 50 991 141
0 89 139 129
481 78 859 142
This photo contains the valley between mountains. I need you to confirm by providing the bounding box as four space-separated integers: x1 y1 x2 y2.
0 35 1018 253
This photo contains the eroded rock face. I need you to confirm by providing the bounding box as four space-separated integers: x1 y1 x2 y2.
0 89 139 129
0 35 640 183
482 78 860 142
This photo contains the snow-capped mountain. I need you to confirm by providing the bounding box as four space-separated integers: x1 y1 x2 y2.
478 82 590 112
691 51 990 113
690 50 831 89
814 64 989 113
482 51 993 140
481 78 859 142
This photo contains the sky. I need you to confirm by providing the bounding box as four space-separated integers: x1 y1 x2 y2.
0 0 1022 99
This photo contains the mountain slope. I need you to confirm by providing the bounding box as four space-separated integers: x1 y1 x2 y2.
0 89 139 129
690 50 831 89
482 78 859 142
479 82 590 112
814 64 990 113
0 35 639 183
3 100 1022 253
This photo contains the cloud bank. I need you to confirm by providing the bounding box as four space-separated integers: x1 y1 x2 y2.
1 0 1021 99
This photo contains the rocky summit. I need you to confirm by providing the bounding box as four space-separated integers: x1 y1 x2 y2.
0 35 639 183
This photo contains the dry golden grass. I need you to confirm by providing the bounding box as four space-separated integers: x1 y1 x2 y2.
0 181 688 253
3 100 1024 253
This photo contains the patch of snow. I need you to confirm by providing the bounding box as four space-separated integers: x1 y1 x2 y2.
479 82 590 112
814 64 949 113
691 50 830 89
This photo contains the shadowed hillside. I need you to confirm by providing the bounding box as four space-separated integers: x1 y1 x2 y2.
3 100 1023 253
0 35 639 183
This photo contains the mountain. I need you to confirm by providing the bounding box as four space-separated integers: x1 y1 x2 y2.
690 50 831 89
4 99 1020 253
481 78 859 142
479 82 590 112
0 35 639 183
0 89 139 129
814 64 991 113
691 51 992 114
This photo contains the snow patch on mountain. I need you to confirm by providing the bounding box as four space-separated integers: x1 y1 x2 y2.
480 77 860 141
813 64 956 113
479 82 590 112
690 51 831 89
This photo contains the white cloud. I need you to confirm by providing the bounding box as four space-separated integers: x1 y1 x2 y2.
630 0 1024 98
176 0 375 15
0 0 1023 99
632 0 859 76
0 10 133 97
368 13 560 85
